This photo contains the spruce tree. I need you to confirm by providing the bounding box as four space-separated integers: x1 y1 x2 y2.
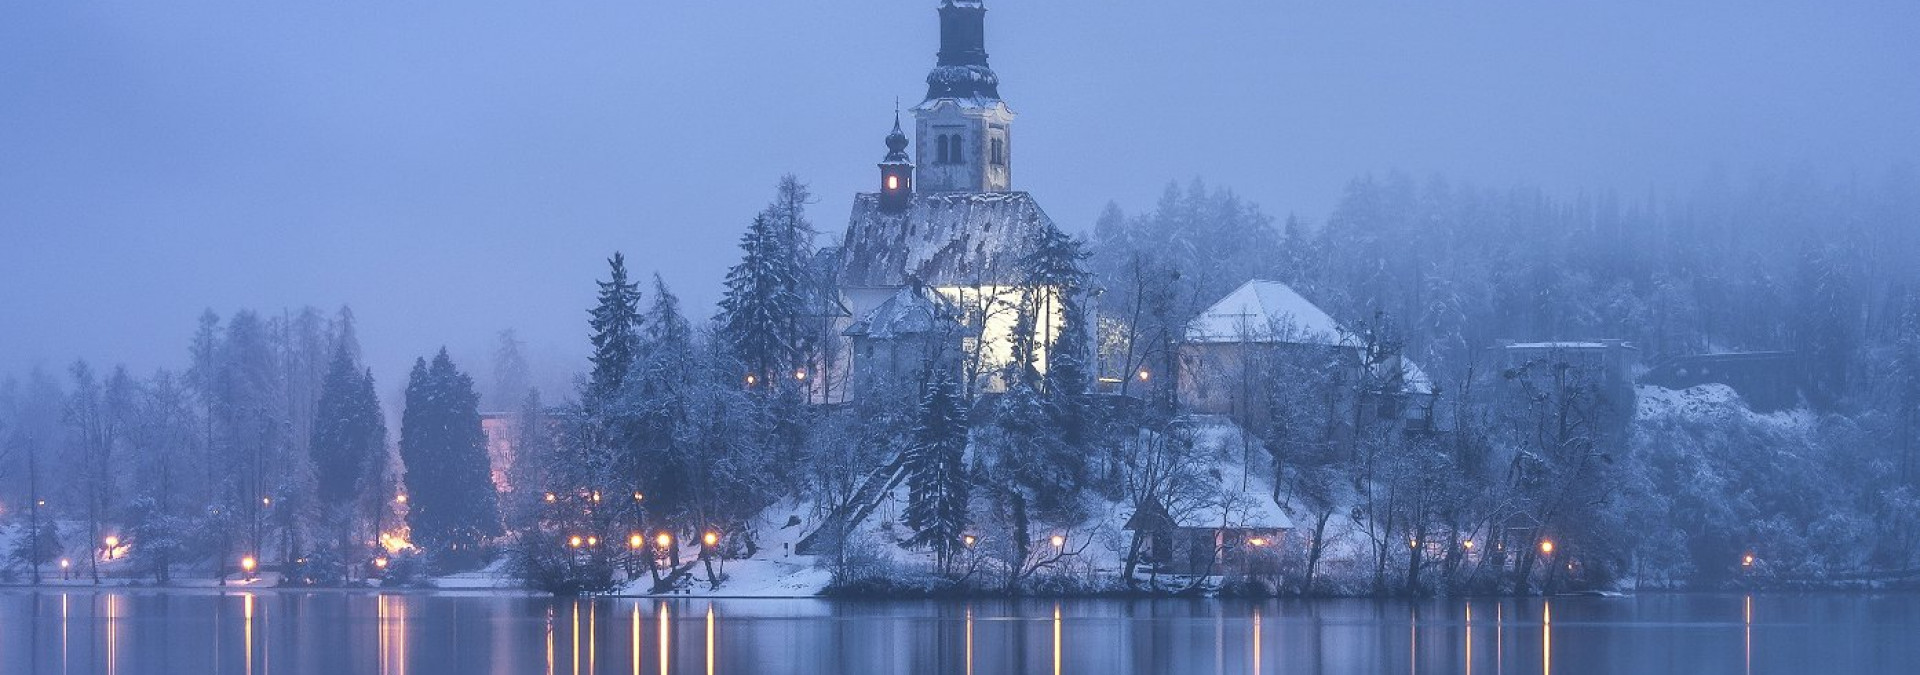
719 215 805 387
310 340 385 509
587 253 644 410
399 349 501 562
904 373 971 572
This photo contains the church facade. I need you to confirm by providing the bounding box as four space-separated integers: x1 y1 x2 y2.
829 0 1068 399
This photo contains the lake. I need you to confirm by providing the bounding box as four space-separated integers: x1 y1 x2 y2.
0 590 1914 674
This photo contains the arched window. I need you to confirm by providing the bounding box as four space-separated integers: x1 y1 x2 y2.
946 135 962 164
936 135 951 164
990 138 1005 166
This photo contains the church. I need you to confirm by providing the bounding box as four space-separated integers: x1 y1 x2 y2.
827 0 1069 399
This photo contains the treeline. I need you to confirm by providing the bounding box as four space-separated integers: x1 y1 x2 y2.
0 307 504 584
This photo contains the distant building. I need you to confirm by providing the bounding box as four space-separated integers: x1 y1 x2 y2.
1123 489 1293 577
1179 280 1435 426
1639 351 1803 412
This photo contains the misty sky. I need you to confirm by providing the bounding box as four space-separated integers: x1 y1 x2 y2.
4 1 1917 398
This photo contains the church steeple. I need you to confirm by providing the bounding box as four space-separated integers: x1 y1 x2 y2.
879 106 914 212
927 0 999 102
914 0 1014 193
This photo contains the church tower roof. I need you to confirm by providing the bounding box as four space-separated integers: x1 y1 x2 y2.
883 107 911 164
925 0 1000 103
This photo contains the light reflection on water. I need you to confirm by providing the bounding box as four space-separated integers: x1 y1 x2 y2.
1 590 1914 674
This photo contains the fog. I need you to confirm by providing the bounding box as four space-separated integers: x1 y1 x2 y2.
3 0 1916 388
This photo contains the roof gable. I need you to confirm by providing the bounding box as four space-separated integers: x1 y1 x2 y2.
1186 280 1345 346
838 192 1057 289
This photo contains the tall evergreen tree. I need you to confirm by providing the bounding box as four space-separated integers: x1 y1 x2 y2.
310 340 385 512
719 215 806 387
903 372 971 572
586 253 644 409
399 349 501 561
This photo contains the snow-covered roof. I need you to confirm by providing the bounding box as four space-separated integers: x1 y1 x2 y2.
1185 280 1345 346
1505 341 1636 351
843 285 956 339
838 192 1057 289
1186 280 1437 396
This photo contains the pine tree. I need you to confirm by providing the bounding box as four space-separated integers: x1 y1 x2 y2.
586 253 644 410
904 372 971 572
399 349 501 563
719 215 806 387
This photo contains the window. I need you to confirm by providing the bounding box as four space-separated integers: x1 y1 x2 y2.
935 135 951 164
946 135 962 164
886 174 900 190
990 138 1005 166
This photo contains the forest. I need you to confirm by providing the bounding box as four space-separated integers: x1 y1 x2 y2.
3 166 1918 597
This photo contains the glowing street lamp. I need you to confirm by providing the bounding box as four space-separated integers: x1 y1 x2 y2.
629 534 645 550
59 558 71 570
702 531 720 547
241 556 258 578
1539 540 1555 555
261 496 272 507
544 492 557 503
1742 553 1756 568
655 532 674 550
1462 540 1476 551
744 374 758 387
963 535 978 548
632 492 645 502
1050 535 1066 549
568 535 584 549
373 557 389 570
1136 369 1151 382
794 369 809 381
395 494 408 505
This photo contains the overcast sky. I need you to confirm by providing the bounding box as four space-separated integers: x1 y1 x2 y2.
3 1 1917 395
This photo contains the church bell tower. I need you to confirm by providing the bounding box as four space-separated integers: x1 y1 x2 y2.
878 109 914 212
913 0 1014 193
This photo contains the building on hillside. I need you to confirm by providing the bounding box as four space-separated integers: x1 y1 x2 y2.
830 1 1076 400
1178 280 1436 429
1122 490 1293 578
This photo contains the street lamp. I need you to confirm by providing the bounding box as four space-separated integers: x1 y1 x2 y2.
241 556 258 579
963 535 977 548
586 536 599 548
395 494 408 505
655 532 674 550
1050 535 1066 548
568 536 584 549
629 534 645 550
544 492 557 503
1742 553 1756 568
1539 540 1555 555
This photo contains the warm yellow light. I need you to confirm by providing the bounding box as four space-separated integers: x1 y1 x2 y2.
591 491 602 503
261 496 272 507
745 374 758 386
1248 537 1269 547
1463 540 1475 550
886 175 900 190
59 558 71 569
1540 540 1555 555
702 532 720 547
1410 539 1420 549
629 534 645 550
396 494 408 504
1742 554 1755 567
569 536 584 549
794 369 808 381
544 492 557 503
963 535 977 548
1050 535 1066 548
633 492 645 502
374 557 389 569
656 532 674 549
587 536 599 547
241 556 257 573
104 535 120 548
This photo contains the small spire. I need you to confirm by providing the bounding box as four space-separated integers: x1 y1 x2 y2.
884 102 910 162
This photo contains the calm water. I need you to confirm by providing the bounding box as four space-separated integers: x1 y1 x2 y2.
0 590 1914 674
